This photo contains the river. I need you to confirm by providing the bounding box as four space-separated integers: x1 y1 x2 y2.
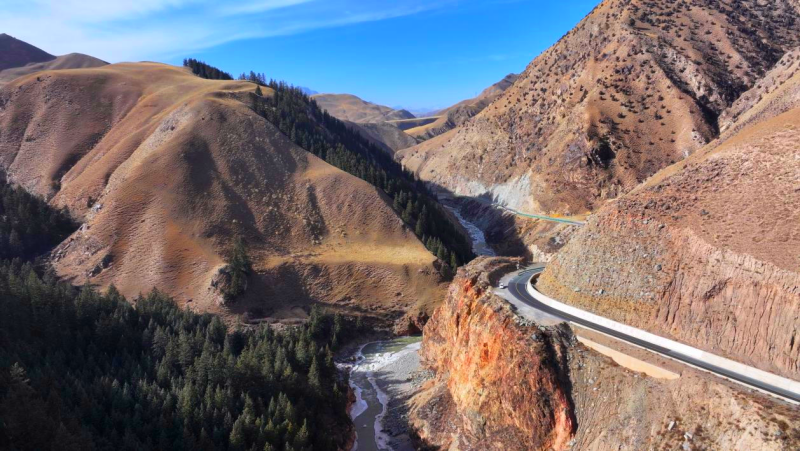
444 205 496 257
343 203 492 450
346 337 422 451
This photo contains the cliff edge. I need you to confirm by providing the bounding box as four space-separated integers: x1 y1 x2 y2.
411 258 800 450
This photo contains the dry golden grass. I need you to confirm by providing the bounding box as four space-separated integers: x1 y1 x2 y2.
0 62 446 323
311 93 414 123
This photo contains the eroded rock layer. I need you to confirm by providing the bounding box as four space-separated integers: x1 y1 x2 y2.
412 258 576 450
539 69 800 378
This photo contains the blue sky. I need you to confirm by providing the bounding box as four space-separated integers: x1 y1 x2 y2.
1 0 598 110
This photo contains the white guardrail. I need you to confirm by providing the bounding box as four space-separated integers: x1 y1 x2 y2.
526 275 800 398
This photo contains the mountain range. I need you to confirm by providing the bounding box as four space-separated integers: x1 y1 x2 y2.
399 0 800 215
0 33 106 87
0 59 451 327
2 0 800 448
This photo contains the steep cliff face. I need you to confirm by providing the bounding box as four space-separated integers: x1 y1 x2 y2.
399 0 800 215
412 258 800 450
539 87 800 378
411 258 576 450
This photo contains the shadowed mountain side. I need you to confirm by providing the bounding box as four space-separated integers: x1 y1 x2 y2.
0 33 55 71
345 121 419 155
0 62 445 323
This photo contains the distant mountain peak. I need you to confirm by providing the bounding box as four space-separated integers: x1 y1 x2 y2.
311 93 415 123
0 33 55 71
299 86 318 96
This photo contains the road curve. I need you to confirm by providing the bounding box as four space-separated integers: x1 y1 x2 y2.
505 267 800 404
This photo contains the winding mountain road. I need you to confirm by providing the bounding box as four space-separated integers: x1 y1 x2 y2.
464 197 586 225
502 266 800 404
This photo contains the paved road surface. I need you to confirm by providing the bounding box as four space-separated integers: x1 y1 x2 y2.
466 197 586 226
503 266 800 404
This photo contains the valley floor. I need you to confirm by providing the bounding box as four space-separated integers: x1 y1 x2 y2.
345 337 426 451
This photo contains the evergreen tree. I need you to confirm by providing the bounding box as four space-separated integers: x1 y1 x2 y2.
183 58 233 80
0 196 360 451
307 357 323 396
293 420 310 450
223 237 252 302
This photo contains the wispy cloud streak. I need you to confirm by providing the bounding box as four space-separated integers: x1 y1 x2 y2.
0 0 458 61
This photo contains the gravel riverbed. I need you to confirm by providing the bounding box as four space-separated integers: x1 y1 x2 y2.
345 337 427 451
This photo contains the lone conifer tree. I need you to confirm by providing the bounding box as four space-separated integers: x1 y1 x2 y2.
223 237 252 301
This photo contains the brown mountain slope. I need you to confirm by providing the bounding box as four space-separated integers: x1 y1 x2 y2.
345 121 419 154
0 33 55 71
399 0 800 215
0 63 444 323
0 52 108 87
406 73 519 140
718 48 800 139
537 55 800 378
312 93 415 122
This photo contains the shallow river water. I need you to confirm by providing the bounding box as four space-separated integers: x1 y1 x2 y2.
346 337 422 451
444 205 496 257
344 204 492 450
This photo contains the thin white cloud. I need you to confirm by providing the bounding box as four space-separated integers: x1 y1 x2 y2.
0 0 458 61
218 0 313 16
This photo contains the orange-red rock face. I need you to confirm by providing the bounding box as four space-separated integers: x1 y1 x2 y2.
412 258 800 450
412 258 576 450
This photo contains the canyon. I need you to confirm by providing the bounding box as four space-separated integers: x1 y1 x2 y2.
2 0 800 448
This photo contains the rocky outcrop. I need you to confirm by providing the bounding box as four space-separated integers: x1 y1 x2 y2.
411 258 576 450
412 258 800 450
393 310 429 335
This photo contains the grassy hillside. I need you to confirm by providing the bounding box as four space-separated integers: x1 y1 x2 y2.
0 178 358 450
